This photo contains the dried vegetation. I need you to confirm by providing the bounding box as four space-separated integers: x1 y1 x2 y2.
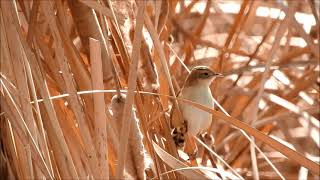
0 0 319 179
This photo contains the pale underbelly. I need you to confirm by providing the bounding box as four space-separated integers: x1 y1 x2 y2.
182 106 212 136
180 86 214 136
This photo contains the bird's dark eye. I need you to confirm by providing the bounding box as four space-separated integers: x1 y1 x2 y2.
200 72 209 78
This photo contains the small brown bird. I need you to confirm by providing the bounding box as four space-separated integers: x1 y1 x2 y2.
171 66 222 152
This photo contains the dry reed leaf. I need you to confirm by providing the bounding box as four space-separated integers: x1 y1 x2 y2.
12 87 320 177
68 0 113 80
263 93 319 146
41 2 99 178
152 141 211 180
173 97 320 175
195 137 245 180
218 0 249 71
144 14 185 159
1 86 53 179
1 1 76 178
192 0 211 36
264 93 319 128
247 4 296 179
23 46 55 180
216 106 319 151
115 1 145 179
156 0 169 34
144 12 178 99
52 100 89 178
1 1 319 179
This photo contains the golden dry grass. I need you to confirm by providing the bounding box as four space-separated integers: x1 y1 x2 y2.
0 0 319 179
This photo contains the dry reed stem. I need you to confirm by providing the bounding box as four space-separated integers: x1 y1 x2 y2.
248 4 296 180
116 1 145 179
152 142 211 179
1 0 319 179
41 2 99 178
218 0 249 71
89 38 109 178
174 97 320 175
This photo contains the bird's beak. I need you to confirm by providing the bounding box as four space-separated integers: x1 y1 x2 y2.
214 73 224 77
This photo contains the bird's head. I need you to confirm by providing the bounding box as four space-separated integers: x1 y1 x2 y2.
185 66 223 87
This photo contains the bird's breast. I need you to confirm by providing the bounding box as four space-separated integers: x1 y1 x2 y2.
180 86 214 135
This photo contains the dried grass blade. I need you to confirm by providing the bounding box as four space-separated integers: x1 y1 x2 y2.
0 84 53 179
23 53 55 177
115 2 145 178
20 90 320 177
4 1 78 177
175 98 320 175
153 166 243 180
2 0 39 148
247 5 295 179
144 12 184 134
195 137 244 180
152 141 211 180
264 93 319 128
41 1 99 178
264 93 319 147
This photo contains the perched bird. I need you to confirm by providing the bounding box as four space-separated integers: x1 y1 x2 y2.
170 66 222 151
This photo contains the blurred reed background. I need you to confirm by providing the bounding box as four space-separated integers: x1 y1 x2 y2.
0 0 319 179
